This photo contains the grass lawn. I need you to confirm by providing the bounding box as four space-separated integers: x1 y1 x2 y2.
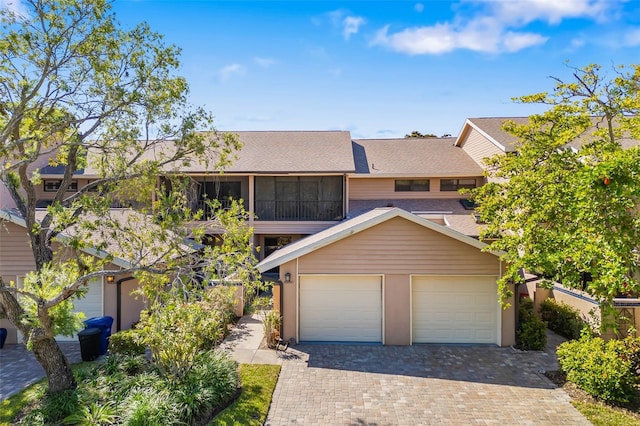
211 364 281 426
572 400 640 426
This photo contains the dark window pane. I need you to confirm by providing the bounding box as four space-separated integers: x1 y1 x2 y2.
395 179 429 192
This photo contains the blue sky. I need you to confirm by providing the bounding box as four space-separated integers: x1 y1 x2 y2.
18 0 640 138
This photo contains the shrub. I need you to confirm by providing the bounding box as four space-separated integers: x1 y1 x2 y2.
108 329 146 356
540 298 586 340
516 297 547 350
137 300 229 381
173 350 239 423
262 310 282 349
18 389 81 425
557 334 638 404
517 315 548 350
208 285 239 329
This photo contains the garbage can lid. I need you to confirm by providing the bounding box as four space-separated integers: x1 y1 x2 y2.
84 316 114 327
78 327 101 336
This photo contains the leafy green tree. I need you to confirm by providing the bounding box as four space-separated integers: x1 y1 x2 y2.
471 64 640 328
404 130 437 138
0 0 246 393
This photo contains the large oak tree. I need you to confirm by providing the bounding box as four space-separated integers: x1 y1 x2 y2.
0 0 244 392
472 64 640 329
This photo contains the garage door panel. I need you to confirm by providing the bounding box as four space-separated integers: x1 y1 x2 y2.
300 276 382 342
412 276 498 344
56 278 103 342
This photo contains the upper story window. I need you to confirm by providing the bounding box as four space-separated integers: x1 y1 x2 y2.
43 180 78 192
255 176 343 221
440 178 477 191
395 179 430 192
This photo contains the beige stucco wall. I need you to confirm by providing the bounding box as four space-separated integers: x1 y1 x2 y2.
384 274 411 345
279 260 298 342
348 177 483 201
278 217 514 346
102 275 148 332
501 286 516 346
458 127 505 169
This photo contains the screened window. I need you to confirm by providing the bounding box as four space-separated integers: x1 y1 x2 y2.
395 179 430 192
440 178 477 191
254 176 343 221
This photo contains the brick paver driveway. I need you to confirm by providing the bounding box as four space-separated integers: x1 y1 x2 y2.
266 341 590 425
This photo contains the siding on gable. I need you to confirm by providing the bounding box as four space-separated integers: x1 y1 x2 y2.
348 177 482 201
0 222 37 344
298 217 499 275
459 127 505 168
0 222 36 283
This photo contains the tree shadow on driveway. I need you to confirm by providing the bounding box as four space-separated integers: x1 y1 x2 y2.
288 329 566 389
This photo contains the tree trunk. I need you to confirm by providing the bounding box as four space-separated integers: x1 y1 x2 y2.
31 335 77 393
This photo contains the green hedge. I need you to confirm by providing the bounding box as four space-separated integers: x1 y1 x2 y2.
540 298 586 340
557 335 638 404
517 297 547 350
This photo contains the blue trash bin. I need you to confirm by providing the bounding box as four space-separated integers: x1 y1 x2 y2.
84 316 114 355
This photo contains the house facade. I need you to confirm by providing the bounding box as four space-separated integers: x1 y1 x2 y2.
6 118 581 347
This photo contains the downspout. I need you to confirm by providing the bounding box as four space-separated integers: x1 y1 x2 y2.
116 276 136 332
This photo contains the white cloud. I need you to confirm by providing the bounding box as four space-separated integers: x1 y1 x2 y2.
371 0 613 55
219 64 245 81
492 0 610 26
372 22 546 55
0 0 30 19
327 9 366 40
254 57 277 67
414 3 424 13
343 15 365 40
569 37 586 50
623 28 640 46
501 31 548 52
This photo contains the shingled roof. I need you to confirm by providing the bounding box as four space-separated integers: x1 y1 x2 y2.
352 137 483 176
457 116 640 152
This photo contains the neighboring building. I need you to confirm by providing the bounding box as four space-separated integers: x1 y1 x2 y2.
454 117 640 338
0 209 146 345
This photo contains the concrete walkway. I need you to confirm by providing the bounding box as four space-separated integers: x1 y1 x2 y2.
219 313 293 365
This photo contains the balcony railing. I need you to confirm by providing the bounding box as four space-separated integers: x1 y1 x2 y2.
255 200 343 221
192 199 243 220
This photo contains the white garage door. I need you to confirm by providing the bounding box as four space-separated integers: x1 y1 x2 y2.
299 275 382 342
56 278 104 341
412 275 498 344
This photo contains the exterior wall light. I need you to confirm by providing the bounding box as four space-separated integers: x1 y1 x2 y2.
284 272 291 283
106 275 115 283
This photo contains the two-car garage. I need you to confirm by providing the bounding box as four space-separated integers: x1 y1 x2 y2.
298 274 499 345
259 208 515 347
